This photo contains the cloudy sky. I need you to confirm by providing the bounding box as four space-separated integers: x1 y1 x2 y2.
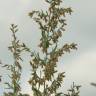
0 0 96 96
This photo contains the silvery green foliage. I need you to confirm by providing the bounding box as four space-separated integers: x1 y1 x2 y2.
64 83 81 96
28 0 79 96
3 24 30 96
1 0 81 96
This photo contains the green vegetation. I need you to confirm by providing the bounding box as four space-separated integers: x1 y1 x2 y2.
2 24 30 96
0 0 81 96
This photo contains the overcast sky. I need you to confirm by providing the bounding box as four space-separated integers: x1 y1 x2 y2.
0 0 96 96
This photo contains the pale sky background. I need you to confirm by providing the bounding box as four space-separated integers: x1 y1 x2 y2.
0 0 96 96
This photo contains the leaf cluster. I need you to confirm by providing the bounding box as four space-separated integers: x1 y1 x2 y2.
28 0 77 96
3 24 30 96
1 0 80 96
64 83 81 96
